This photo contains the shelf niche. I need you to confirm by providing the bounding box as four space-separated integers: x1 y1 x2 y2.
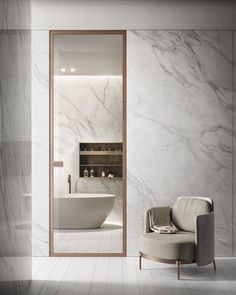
79 142 122 178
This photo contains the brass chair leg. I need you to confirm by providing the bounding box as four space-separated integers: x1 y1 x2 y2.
177 260 181 280
213 259 216 271
139 252 142 270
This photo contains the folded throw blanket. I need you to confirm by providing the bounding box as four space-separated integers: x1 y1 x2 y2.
148 207 178 234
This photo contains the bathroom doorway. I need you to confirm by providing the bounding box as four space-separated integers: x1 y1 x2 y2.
49 31 126 256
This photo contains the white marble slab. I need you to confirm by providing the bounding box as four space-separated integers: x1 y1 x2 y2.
233 31 236 256
53 75 122 193
127 31 233 256
32 31 50 256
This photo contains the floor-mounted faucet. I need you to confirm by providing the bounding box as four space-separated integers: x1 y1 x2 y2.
67 174 71 194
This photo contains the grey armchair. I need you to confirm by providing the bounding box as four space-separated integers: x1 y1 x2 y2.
139 196 215 279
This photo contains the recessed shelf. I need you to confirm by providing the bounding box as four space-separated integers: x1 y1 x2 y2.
80 151 122 156
79 142 122 178
80 164 122 167
81 177 122 179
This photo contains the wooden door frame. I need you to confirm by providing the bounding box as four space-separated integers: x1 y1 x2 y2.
49 30 127 257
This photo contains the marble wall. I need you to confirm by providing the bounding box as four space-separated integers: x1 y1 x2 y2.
54 75 123 222
33 30 236 257
127 30 233 256
32 31 49 256
233 31 236 256
0 0 31 293
54 75 122 189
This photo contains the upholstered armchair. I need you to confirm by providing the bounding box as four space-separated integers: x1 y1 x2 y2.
139 196 215 279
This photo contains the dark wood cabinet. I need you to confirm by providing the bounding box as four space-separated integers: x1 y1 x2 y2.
79 142 122 178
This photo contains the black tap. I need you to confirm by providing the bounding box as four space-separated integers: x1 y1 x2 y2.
67 174 71 194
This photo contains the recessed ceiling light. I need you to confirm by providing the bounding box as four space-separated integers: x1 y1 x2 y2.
60 68 66 72
70 68 76 72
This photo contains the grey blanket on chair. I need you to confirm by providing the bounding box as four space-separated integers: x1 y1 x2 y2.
148 207 178 234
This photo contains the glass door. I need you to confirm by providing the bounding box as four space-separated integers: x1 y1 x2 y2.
49 31 126 256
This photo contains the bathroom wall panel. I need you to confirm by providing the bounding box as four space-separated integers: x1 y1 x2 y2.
127 31 233 256
53 75 122 191
32 31 50 256
233 31 236 256
53 75 123 224
0 0 32 291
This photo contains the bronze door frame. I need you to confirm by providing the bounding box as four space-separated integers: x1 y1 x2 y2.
49 30 127 257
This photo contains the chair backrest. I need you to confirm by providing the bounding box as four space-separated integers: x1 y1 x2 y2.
172 196 213 232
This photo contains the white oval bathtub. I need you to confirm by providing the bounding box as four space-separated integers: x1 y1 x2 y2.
54 193 115 229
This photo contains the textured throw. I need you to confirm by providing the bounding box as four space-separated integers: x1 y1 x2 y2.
149 207 179 234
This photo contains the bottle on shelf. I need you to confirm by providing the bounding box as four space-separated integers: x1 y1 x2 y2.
83 167 89 177
90 168 95 177
101 170 106 177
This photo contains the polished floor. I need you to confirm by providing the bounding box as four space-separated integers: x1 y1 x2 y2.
21 257 236 295
54 222 122 253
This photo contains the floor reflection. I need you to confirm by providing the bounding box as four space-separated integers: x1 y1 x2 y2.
54 222 122 253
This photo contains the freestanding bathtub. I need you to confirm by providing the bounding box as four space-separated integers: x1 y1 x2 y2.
54 193 115 229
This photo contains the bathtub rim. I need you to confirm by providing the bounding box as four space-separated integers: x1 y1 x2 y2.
54 193 116 199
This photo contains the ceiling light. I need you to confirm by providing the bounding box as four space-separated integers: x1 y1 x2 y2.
60 68 66 72
70 68 76 72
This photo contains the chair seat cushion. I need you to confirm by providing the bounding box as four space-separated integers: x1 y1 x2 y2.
140 231 195 261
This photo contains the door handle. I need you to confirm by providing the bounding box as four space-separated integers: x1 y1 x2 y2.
53 161 64 167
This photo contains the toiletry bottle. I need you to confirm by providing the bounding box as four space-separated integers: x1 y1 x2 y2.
90 168 95 177
102 170 106 177
84 167 89 177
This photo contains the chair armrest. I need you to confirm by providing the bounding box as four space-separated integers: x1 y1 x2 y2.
195 212 214 266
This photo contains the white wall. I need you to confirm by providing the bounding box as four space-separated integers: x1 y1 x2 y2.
32 0 236 30
127 30 234 256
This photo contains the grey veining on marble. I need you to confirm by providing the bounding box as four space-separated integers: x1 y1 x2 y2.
233 31 236 257
53 75 123 252
32 31 50 257
127 31 233 256
53 75 122 198
0 0 31 293
54 75 122 146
